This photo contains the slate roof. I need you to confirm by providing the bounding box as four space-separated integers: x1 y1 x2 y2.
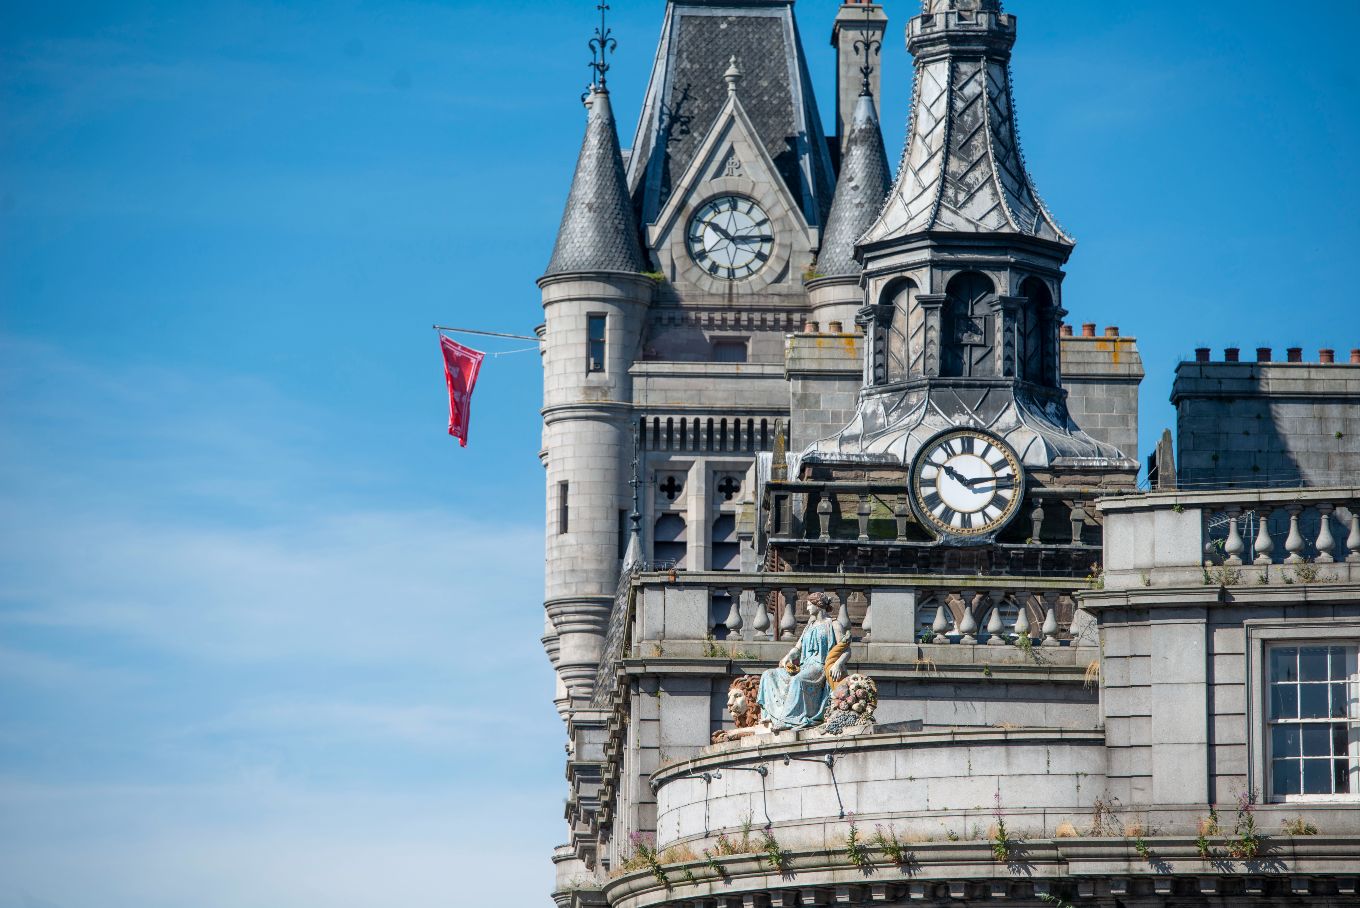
816 92 892 277
861 2 1071 247
626 1 835 228
544 89 648 277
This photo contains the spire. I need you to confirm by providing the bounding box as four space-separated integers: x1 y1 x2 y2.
815 92 892 277
860 0 1071 247
544 87 648 277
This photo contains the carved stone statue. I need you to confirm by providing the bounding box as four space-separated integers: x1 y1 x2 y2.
710 675 764 743
756 592 849 731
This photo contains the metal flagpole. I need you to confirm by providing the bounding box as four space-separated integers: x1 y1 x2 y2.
432 325 542 342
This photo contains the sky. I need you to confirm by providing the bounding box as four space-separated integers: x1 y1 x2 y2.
1 1 1358 906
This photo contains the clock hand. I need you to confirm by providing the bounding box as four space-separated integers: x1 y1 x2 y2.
731 234 775 244
709 223 735 242
941 464 969 485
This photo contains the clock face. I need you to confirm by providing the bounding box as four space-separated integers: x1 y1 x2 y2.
686 195 774 281
910 430 1024 538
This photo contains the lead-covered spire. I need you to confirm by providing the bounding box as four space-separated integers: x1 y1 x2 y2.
816 92 892 277
860 0 1070 247
544 88 647 277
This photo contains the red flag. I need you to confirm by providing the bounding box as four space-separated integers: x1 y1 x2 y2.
440 335 485 447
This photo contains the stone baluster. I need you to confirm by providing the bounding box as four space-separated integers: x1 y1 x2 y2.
724 587 744 638
1040 591 1059 646
931 603 950 644
1347 506 1360 563
895 496 910 540
1253 507 1274 565
985 590 1006 646
1030 500 1044 544
861 592 873 641
856 493 871 542
1284 505 1306 564
1012 591 1031 641
1222 507 1244 565
1315 504 1337 564
752 587 772 640
835 588 852 637
817 494 833 542
780 587 798 641
957 592 978 645
1069 503 1087 546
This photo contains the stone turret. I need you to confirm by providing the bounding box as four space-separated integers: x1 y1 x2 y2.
830 1 886 156
805 0 1135 483
807 90 892 331
540 87 653 715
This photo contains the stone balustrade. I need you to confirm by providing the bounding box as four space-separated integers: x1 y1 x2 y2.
631 571 1089 648
1098 486 1360 590
759 480 1105 576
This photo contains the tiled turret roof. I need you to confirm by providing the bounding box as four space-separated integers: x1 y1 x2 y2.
544 88 647 277
816 93 892 277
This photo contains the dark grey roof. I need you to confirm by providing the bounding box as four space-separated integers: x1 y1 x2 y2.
544 89 648 277
627 1 835 227
816 93 892 277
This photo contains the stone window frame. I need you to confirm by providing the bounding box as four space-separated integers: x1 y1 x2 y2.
1245 620 1360 804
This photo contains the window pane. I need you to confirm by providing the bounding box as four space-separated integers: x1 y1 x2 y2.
1271 684 1298 719
1330 683 1350 719
1300 646 1329 681
1301 724 1332 756
1300 683 1330 719
1272 724 1300 758
1303 758 1333 794
1271 647 1297 682
1338 759 1354 794
1332 723 1349 757
1330 646 1348 680
1273 758 1301 795
587 316 606 341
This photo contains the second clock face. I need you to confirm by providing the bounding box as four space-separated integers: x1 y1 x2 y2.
911 430 1024 538
687 195 773 281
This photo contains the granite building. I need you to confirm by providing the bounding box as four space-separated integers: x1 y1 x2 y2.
537 2 1360 906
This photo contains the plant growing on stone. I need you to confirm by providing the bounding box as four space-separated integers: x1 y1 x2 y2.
844 814 872 871
703 635 725 658
990 791 1014 863
871 824 910 866
760 829 787 871
1195 807 1221 860
626 831 670 889
1281 817 1318 836
1227 789 1263 859
701 848 724 877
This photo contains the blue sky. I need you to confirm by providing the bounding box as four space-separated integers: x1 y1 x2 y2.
1 1 1358 906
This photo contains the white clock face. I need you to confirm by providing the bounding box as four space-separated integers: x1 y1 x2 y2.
686 195 773 281
911 430 1023 538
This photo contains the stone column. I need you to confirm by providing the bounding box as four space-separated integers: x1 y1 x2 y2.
917 293 947 378
992 295 1023 378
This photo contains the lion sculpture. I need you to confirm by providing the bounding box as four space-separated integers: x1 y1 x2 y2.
710 675 765 743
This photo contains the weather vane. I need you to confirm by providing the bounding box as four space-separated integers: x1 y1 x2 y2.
854 5 882 96
588 2 617 91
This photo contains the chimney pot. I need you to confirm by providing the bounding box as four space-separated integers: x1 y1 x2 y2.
1060 324 1073 337
1195 347 1211 363
1287 347 1303 363
1081 323 1096 338
828 320 843 333
1256 347 1272 363
1319 348 1335 364
1224 347 1240 362
1104 326 1119 337
1351 349 1360 364
803 320 819 334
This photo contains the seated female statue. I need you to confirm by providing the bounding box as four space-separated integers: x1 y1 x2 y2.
756 592 849 731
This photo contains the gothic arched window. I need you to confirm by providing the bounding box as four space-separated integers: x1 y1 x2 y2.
884 279 917 383
1019 277 1053 384
940 272 995 378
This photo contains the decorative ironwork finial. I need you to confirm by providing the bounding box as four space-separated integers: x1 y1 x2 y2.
588 2 616 91
629 423 642 539
855 5 882 97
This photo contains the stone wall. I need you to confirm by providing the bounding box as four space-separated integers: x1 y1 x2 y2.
1172 351 1360 488
1060 328 1144 462
785 330 861 453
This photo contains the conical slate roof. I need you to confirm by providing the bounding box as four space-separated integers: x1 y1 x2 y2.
544 88 647 277
816 93 892 277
